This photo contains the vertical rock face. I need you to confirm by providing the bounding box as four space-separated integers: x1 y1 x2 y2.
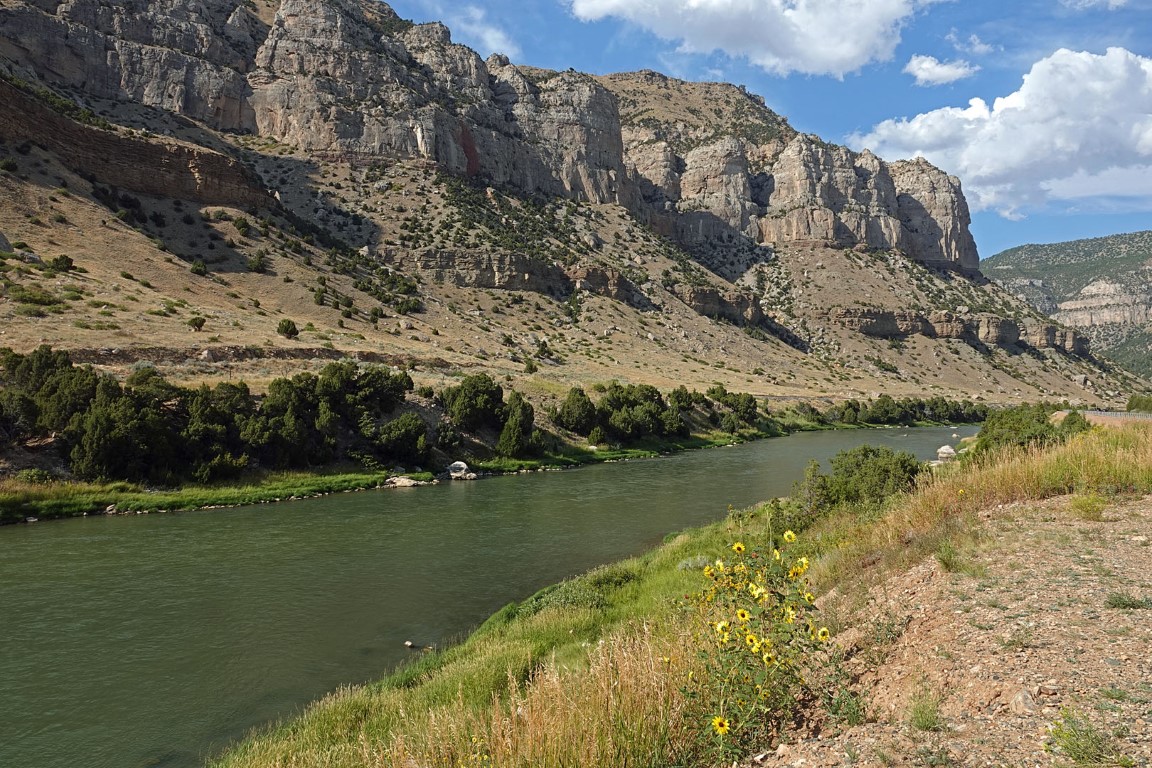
615 125 979 270
0 0 261 130
889 158 979 272
0 0 978 269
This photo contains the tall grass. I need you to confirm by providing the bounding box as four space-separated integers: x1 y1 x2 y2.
810 424 1152 590
214 424 1152 768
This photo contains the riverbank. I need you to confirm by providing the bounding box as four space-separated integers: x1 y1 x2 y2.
0 416 973 523
209 422 1152 768
0 468 436 523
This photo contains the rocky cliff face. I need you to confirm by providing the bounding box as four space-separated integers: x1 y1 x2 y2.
0 77 267 207
827 307 1088 355
1 0 976 269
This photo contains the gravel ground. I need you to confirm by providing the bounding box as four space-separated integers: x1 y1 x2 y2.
742 495 1152 768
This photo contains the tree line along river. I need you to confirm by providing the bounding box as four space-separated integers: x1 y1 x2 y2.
0 425 976 768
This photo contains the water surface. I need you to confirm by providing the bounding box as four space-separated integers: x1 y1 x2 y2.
0 425 975 768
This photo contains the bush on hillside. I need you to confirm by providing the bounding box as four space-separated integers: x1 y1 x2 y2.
974 403 1089 454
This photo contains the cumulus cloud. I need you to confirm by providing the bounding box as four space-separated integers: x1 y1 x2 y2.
567 0 938 78
903 54 979 85
851 47 1152 217
451 5 521 57
414 2 522 58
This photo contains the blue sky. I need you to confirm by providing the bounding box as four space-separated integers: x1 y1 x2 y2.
384 0 1152 257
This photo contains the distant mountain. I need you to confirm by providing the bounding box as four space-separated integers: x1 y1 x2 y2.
983 232 1152 375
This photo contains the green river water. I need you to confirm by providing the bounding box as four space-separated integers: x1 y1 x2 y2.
0 425 975 768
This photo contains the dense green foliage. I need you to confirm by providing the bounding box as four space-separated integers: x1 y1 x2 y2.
974 403 1090 453
822 394 986 426
1127 394 1152 412
0 347 437 485
790 444 923 520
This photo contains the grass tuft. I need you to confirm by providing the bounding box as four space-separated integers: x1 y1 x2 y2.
1049 707 1132 766
1105 591 1152 610
907 688 944 732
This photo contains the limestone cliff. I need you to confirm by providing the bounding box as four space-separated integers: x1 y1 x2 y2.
0 0 975 269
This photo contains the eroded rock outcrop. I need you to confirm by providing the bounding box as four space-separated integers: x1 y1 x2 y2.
397 249 570 294
828 307 1087 355
0 78 267 207
672 285 764 326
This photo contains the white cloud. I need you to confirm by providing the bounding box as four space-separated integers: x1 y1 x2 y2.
1060 0 1128 9
903 54 979 85
851 47 1152 217
451 5 521 58
567 0 939 78
413 2 522 58
946 30 995 56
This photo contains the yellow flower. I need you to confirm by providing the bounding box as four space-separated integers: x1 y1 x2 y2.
783 530 797 543
703 565 715 579
718 631 731 645
731 541 746 554
762 651 776 666
714 620 730 634
773 548 782 562
714 558 726 572
745 632 758 648
748 583 765 599
783 606 796 624
958 489 965 495
804 592 815 604
712 716 731 736
736 608 751 623
818 627 831 642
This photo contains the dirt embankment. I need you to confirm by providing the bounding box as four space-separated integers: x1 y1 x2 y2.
751 496 1152 767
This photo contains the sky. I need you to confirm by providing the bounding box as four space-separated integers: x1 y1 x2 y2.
383 0 1152 258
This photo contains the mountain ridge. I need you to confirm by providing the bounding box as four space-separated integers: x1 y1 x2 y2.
0 0 1132 406
984 231 1152 376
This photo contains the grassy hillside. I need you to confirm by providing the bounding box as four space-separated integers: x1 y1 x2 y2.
984 231 1152 376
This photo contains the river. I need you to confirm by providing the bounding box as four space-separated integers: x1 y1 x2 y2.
0 425 975 768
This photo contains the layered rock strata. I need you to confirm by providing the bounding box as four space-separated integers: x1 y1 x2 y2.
827 307 1088 355
0 78 267 207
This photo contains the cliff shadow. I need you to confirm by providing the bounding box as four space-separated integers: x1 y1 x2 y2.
671 210 776 284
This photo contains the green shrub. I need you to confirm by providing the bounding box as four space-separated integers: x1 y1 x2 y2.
276 319 299 338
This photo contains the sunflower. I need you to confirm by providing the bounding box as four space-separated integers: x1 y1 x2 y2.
703 565 715 579
711 716 731 736
818 627 832 642
731 541 746 554
714 620 730 634
783 530 797 543
736 608 751 623
804 591 815 604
